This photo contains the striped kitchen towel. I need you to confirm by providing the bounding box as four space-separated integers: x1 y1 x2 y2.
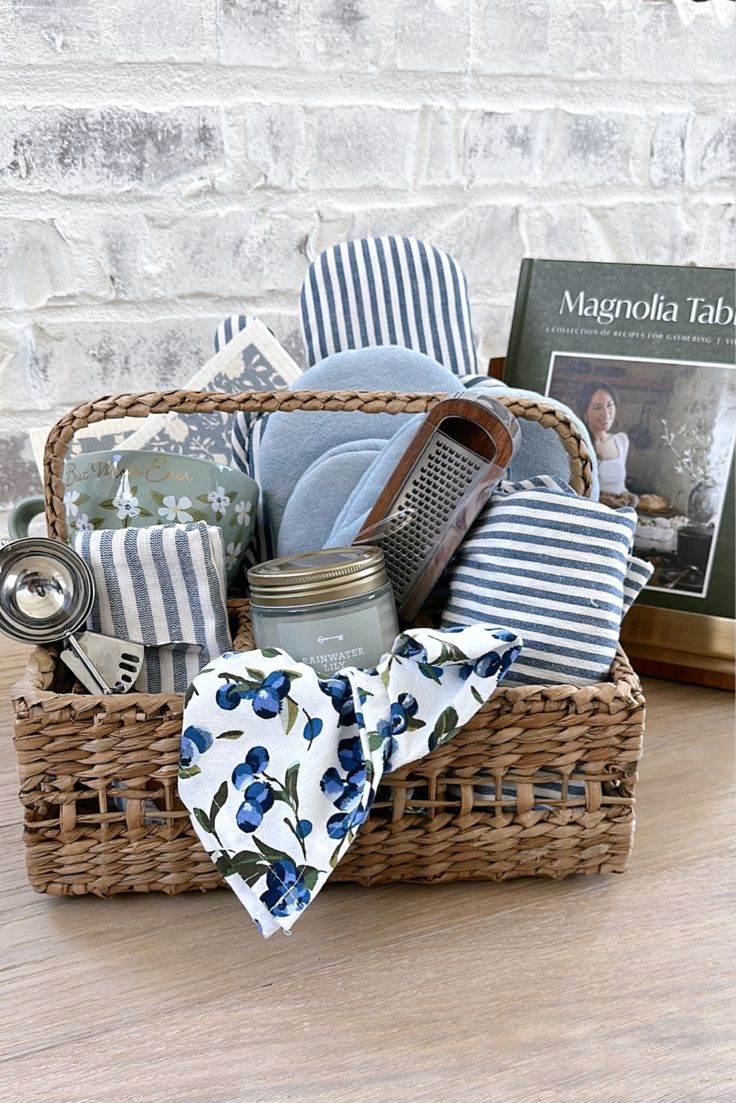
447 775 588 811
299 236 478 375
214 313 256 354
440 476 653 687
75 522 232 693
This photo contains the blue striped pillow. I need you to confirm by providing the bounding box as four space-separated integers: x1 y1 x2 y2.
440 476 652 686
299 236 478 375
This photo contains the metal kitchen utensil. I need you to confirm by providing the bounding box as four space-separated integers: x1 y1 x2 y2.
354 392 520 622
0 537 143 694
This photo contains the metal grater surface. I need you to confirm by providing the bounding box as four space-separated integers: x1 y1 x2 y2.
376 431 485 604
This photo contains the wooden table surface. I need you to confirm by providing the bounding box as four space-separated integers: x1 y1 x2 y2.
1 638 734 1103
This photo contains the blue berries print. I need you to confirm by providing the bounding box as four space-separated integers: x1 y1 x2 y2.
179 725 213 778
318 674 357 726
337 735 365 778
326 804 369 840
215 666 302 726
460 650 502 680
319 733 375 862
260 858 312 917
303 714 323 746
232 747 274 834
235 781 274 833
459 643 519 683
180 628 522 937
390 692 423 733
232 745 269 788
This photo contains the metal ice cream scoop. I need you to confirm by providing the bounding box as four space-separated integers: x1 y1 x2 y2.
0 537 143 695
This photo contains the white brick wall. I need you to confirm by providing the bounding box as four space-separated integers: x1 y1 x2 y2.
0 0 734 532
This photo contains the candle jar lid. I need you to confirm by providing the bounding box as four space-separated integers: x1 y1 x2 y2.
247 546 389 608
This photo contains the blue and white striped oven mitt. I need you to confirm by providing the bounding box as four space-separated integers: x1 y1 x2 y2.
75 521 232 693
178 623 522 938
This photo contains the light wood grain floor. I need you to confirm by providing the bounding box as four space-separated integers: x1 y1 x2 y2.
1 637 734 1103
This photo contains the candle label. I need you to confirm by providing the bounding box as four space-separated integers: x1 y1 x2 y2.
272 603 389 675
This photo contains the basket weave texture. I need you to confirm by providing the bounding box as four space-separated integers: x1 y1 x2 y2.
10 388 644 896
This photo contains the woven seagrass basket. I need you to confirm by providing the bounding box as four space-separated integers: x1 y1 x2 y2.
11 388 645 895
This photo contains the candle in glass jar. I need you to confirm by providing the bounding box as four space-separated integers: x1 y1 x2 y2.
247 546 399 676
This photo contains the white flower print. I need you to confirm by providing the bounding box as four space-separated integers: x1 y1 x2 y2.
208 486 231 516
225 542 243 571
74 513 94 533
235 499 253 526
113 491 140 521
168 420 190 443
157 495 194 523
63 490 81 518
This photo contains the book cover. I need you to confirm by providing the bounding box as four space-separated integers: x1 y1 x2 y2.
504 259 735 621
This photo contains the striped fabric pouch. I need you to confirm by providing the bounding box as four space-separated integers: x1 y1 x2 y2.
75 522 232 693
440 476 653 687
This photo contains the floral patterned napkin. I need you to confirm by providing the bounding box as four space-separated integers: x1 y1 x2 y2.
178 624 522 938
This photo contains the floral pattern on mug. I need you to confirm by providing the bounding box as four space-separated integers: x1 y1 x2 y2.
225 542 243 571
235 499 253 526
63 489 83 517
113 491 141 522
179 623 522 939
157 495 194 523
205 486 231 515
61 461 258 580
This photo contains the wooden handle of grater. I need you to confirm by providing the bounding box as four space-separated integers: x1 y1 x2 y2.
356 394 521 622
357 393 517 543
423 394 517 468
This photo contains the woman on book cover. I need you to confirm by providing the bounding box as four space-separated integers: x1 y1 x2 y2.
580 381 639 510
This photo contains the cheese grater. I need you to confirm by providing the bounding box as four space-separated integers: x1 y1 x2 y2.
355 392 519 622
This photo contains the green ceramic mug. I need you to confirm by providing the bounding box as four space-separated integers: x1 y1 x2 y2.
8 450 259 583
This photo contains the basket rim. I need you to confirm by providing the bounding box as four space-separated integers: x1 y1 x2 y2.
42 386 594 541
12 639 644 720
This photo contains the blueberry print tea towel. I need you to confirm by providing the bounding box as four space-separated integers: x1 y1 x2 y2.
178 624 522 938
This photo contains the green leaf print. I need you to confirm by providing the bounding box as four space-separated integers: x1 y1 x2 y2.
253 837 291 865
436 640 468 664
178 764 201 780
229 851 269 883
284 763 299 808
184 682 199 707
418 662 442 684
193 807 213 834
368 730 385 753
209 780 229 827
285 695 299 735
429 706 459 750
301 867 321 891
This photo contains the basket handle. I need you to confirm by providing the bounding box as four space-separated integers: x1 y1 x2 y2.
43 387 593 541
